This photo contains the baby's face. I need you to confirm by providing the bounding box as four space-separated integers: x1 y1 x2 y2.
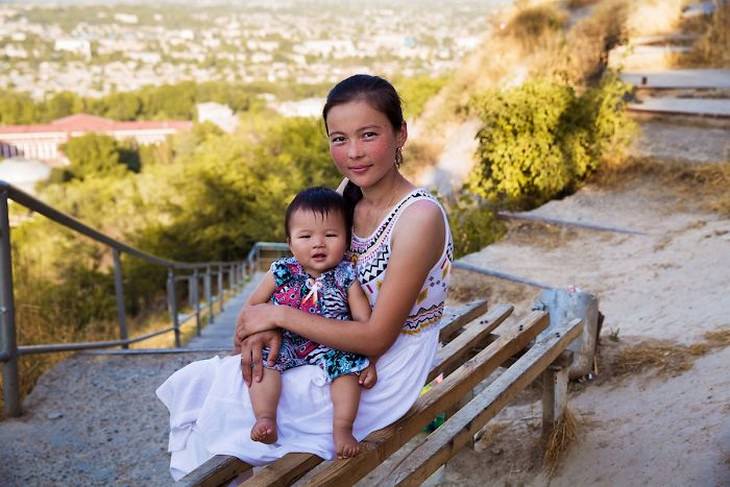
287 209 348 277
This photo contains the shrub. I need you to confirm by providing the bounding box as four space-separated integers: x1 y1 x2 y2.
467 75 635 208
446 193 506 259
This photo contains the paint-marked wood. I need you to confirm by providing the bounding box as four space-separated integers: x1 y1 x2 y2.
240 453 323 487
438 300 489 342
301 311 549 487
181 455 252 487
428 304 512 383
383 318 583 487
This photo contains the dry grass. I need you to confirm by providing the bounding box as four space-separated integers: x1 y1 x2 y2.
675 2 730 68
612 340 708 377
502 3 569 52
543 407 579 477
593 156 730 217
566 0 600 7
599 326 730 380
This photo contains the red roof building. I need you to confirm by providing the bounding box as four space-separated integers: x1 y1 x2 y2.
0 114 193 164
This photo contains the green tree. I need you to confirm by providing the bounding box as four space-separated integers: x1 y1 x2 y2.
62 133 134 180
42 91 85 121
0 90 38 124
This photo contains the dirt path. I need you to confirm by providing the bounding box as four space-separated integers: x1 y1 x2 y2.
443 137 730 485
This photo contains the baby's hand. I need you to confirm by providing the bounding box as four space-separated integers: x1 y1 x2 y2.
359 363 377 389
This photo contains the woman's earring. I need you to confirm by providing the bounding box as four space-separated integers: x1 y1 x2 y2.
395 147 403 169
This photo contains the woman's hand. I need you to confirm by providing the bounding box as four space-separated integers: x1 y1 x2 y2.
237 330 282 386
235 303 280 342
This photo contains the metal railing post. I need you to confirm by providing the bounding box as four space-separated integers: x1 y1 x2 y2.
0 189 21 417
112 249 128 349
228 265 234 293
188 274 195 309
167 269 181 348
218 264 224 311
193 269 201 336
205 265 213 323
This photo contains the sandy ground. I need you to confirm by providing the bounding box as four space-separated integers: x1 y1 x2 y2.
441 130 730 485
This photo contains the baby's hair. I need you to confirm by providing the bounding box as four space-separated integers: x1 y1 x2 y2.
285 187 351 241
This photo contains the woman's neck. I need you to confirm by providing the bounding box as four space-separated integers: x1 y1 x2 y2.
360 170 414 211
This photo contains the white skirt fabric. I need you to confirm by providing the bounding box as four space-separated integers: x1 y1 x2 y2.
156 326 440 481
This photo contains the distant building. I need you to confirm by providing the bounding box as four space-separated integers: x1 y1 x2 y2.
272 98 323 118
0 157 51 195
114 13 139 24
196 102 239 133
0 114 192 164
54 38 92 59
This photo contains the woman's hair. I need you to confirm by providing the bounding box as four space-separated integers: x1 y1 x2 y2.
322 74 404 135
322 74 405 217
285 186 352 242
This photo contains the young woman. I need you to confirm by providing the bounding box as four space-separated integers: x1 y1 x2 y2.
157 74 452 480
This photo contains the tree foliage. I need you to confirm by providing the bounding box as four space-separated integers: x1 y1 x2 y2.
61 133 139 180
467 75 635 208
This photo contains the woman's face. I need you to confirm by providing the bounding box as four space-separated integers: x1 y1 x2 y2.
326 100 406 190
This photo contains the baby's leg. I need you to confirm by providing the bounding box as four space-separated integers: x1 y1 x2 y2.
330 374 362 458
248 368 281 444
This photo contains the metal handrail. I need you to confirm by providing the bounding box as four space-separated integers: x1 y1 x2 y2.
0 180 250 417
1 181 234 270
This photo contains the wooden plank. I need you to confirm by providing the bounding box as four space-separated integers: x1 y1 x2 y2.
241 453 323 487
427 303 513 383
542 365 569 437
384 318 584 487
438 300 489 342
300 311 550 487
181 455 252 487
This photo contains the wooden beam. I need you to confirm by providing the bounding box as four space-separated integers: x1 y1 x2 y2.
181 455 252 487
383 318 583 487
427 303 513 383
542 351 573 437
300 311 550 487
438 299 489 342
240 453 323 487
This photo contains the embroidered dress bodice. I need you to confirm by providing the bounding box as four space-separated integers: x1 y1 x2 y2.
349 188 453 335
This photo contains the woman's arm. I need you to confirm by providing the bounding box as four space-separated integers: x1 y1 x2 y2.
238 201 445 356
236 270 283 386
233 270 277 352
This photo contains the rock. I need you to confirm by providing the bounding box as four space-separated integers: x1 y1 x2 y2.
47 412 63 420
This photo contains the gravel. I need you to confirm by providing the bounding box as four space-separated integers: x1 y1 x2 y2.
0 351 218 486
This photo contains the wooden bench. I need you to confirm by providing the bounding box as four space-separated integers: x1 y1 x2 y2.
181 300 583 486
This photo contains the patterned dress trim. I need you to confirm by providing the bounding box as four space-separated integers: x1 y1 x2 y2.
349 188 453 335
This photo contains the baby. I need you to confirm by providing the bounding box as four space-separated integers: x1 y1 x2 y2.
244 186 376 458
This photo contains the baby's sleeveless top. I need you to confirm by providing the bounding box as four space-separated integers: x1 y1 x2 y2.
349 188 453 335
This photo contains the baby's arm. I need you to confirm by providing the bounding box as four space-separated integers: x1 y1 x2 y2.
347 282 378 388
246 271 278 306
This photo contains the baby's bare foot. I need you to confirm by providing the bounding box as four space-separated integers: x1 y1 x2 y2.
334 425 361 459
251 417 277 444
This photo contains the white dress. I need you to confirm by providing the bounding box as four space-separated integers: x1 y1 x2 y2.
156 188 453 480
